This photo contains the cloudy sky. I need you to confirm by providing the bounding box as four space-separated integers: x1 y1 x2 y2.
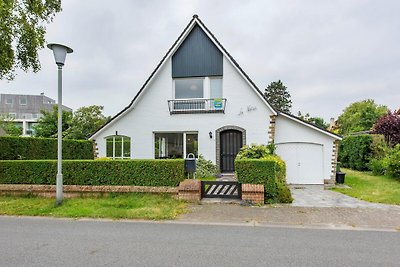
1 0 399 121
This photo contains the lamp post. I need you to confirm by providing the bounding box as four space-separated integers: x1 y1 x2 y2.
47 43 73 205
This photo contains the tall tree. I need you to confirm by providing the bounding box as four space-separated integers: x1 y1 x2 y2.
337 99 387 135
297 111 329 129
33 105 72 138
264 80 292 113
372 111 400 147
0 0 62 80
65 105 109 139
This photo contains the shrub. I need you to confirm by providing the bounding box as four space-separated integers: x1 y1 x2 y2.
0 159 185 186
386 145 400 179
236 144 274 159
235 156 292 203
195 155 217 178
0 136 94 160
368 158 388 176
338 135 373 171
370 134 390 160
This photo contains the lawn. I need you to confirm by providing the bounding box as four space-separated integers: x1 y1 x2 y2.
333 168 400 205
0 193 187 220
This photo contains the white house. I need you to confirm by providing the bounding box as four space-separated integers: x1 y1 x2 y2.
90 15 342 185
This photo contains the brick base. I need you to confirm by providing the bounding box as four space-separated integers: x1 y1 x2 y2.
241 184 264 204
178 179 201 202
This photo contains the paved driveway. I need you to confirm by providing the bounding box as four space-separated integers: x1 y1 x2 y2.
290 185 400 209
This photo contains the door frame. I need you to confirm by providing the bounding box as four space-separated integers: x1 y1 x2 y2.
215 125 246 172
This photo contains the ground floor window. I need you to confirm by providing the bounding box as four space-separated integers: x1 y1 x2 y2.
154 132 198 159
105 135 131 159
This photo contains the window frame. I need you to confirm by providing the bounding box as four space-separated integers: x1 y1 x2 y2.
19 98 27 105
153 131 198 159
105 135 131 159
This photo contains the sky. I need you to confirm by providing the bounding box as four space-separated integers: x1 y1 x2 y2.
1 0 399 121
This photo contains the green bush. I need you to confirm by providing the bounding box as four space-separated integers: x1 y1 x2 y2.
0 159 185 186
368 158 388 176
386 145 400 179
236 144 274 159
195 155 217 178
338 135 373 171
0 136 94 160
235 156 292 203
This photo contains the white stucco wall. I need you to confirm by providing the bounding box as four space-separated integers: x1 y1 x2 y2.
92 56 273 163
274 115 337 182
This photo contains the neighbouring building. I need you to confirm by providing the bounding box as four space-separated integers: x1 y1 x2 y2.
0 93 72 136
89 15 342 185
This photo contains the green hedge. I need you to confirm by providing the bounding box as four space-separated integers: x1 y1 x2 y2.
235 155 292 203
0 136 94 160
0 159 185 186
338 135 373 171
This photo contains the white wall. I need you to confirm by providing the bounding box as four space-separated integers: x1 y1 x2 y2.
92 56 274 163
274 115 336 181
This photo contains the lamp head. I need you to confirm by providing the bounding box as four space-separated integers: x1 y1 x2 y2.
47 43 73 66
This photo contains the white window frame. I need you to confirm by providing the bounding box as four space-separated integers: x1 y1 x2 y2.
153 131 198 159
19 98 27 105
173 77 223 100
5 98 13 105
105 135 131 159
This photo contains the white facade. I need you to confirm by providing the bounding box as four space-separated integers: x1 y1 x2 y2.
90 16 341 184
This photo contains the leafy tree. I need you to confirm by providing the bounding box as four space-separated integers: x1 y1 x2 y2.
33 105 72 138
372 111 400 147
0 0 62 80
337 99 387 135
297 111 329 129
65 105 109 139
0 115 22 136
264 80 292 113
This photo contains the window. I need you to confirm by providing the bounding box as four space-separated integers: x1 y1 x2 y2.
105 135 131 159
154 132 198 159
8 113 16 119
210 78 222 99
175 78 204 99
6 98 12 105
20 98 27 105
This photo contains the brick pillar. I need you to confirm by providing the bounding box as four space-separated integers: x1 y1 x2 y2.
178 179 201 202
241 184 264 204
326 140 340 185
268 115 276 143
93 141 99 159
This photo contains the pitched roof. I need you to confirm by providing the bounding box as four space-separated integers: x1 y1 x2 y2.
90 15 277 139
278 111 343 140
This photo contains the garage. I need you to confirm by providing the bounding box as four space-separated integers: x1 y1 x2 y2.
274 113 342 185
276 142 324 184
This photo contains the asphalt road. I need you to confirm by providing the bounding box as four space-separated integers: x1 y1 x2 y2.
0 217 399 267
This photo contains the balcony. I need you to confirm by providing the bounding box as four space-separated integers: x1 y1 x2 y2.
168 98 227 114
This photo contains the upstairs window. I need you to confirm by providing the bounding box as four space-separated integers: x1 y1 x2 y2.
6 98 12 105
210 77 222 99
175 79 204 99
105 135 131 159
20 98 27 105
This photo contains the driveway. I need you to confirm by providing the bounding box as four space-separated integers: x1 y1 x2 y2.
290 185 400 209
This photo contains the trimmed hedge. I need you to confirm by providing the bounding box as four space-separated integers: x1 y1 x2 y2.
235 155 292 203
0 136 94 160
0 159 185 186
338 135 373 171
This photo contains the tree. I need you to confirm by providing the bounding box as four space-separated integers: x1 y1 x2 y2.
372 111 400 147
297 111 329 129
264 80 292 113
33 105 72 138
337 99 387 135
0 115 22 136
65 105 110 139
0 0 62 80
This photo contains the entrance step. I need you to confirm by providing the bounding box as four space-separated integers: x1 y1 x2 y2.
217 173 237 181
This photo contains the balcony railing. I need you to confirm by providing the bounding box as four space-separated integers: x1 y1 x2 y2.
168 98 227 114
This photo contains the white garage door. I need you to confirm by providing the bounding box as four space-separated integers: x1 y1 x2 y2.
276 142 324 184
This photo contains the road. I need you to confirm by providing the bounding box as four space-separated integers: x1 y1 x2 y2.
0 217 398 266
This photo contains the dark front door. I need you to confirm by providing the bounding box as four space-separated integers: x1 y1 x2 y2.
220 130 243 172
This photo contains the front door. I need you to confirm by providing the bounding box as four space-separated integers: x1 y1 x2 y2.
220 130 243 172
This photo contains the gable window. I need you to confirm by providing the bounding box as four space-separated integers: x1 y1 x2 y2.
175 78 204 99
154 132 198 159
105 135 131 159
210 77 222 99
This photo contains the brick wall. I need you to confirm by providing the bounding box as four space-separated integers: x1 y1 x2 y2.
178 179 201 202
241 184 264 204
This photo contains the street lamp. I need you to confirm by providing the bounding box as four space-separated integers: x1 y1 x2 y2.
47 43 73 205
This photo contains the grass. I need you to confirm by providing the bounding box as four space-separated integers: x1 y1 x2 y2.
0 193 187 220
332 168 400 205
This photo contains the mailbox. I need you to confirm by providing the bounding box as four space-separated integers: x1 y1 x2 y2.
185 153 196 173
